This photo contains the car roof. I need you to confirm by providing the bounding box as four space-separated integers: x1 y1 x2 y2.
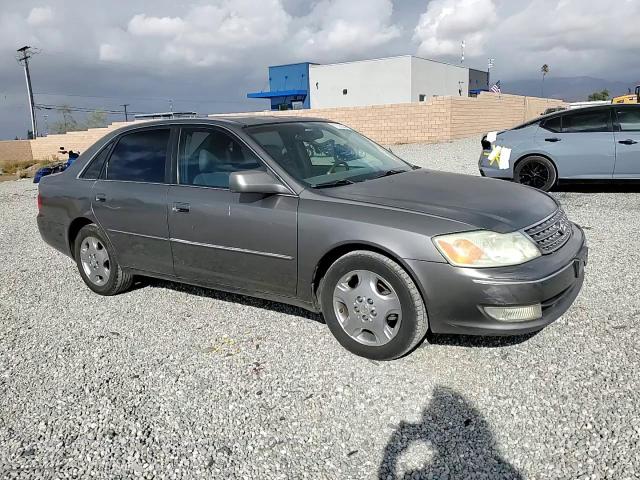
113 115 332 132
541 102 639 119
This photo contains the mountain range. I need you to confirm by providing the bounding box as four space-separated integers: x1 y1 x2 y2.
501 76 638 102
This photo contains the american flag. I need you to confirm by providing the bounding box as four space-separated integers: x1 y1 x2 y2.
490 80 501 93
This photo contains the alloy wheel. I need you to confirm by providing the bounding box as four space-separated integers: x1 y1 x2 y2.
518 161 551 189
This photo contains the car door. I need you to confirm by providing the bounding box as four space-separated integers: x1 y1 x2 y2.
92 127 174 276
613 107 640 179
537 108 615 179
167 126 298 296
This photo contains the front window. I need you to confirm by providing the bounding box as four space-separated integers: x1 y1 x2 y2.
246 122 412 188
178 128 264 189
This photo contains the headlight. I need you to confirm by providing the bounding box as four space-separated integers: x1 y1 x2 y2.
433 230 540 267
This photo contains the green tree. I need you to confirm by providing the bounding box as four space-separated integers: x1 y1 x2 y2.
540 64 550 97
49 105 79 134
85 110 108 129
588 89 610 101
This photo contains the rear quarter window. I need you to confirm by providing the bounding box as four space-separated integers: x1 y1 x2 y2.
541 116 561 133
80 142 113 179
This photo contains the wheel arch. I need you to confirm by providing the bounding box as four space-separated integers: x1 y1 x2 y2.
514 152 559 179
311 241 429 317
67 217 94 259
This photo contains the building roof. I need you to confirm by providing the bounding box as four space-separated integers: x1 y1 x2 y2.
308 54 486 72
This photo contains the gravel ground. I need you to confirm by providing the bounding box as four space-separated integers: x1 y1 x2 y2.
1 136 640 479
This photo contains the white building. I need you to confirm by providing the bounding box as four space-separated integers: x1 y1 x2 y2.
308 55 489 109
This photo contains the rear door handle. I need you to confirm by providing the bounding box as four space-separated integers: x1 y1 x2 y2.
95 193 106 202
545 137 561 142
172 202 190 213
618 139 638 145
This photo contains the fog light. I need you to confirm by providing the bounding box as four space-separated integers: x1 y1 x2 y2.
483 304 542 322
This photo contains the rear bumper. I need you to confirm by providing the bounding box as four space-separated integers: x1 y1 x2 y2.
406 224 588 335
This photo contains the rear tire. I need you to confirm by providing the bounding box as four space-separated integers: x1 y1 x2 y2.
319 251 428 360
74 224 133 296
514 156 557 191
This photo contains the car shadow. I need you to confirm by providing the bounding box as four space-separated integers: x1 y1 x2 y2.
134 277 324 324
552 181 640 193
425 331 539 348
378 386 523 480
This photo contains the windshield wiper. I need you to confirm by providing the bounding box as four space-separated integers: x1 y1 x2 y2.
371 168 410 179
312 178 355 189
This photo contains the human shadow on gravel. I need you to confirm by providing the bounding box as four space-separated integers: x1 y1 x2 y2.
379 386 523 480
138 277 324 323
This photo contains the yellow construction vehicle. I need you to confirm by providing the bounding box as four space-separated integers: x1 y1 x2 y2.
612 85 640 104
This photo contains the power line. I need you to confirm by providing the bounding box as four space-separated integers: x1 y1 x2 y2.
16 46 38 138
33 91 243 104
34 103 150 115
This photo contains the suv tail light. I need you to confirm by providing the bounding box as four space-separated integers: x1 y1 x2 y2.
37 193 42 211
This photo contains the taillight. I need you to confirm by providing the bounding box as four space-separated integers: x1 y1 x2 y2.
37 193 42 210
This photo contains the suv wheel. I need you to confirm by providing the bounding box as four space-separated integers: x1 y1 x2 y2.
319 251 428 360
74 224 133 295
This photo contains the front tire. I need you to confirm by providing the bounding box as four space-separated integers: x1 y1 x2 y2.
514 156 557 191
319 251 428 360
74 224 133 296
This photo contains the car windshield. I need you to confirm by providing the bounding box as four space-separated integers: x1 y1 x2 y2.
245 122 412 188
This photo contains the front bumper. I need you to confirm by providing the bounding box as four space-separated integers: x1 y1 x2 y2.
406 224 588 335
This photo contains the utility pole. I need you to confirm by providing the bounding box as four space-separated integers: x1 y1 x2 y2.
16 46 38 138
488 58 495 88
460 40 465 64
121 104 130 122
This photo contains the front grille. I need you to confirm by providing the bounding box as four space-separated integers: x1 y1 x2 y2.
524 209 573 254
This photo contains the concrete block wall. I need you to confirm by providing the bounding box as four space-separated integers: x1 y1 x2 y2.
0 140 33 166
29 122 135 161
20 93 566 161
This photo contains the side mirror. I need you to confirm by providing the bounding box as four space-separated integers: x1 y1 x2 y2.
229 169 290 195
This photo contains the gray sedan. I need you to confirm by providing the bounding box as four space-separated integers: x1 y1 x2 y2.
37 117 587 360
479 104 640 191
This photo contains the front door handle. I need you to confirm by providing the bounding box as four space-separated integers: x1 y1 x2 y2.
172 202 190 213
95 193 106 202
618 139 638 145
545 137 561 142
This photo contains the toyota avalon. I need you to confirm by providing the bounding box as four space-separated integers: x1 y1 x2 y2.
37 117 588 360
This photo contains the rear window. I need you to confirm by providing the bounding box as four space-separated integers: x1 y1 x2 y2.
106 129 170 183
562 110 610 133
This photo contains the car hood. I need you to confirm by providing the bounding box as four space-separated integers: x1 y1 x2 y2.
322 169 558 233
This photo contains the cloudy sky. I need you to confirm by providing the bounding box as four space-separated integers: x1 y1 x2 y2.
1 0 638 139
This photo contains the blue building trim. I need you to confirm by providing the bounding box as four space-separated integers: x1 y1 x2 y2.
247 62 313 110
247 89 308 99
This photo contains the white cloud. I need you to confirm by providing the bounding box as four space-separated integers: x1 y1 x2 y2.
414 0 497 57
293 0 401 56
128 14 185 37
27 6 54 26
